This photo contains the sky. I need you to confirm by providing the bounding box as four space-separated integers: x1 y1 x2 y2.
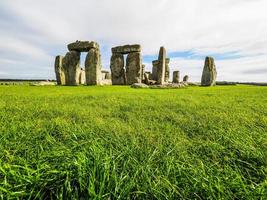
0 0 267 82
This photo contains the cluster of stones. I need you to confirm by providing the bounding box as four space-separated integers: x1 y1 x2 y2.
55 41 217 88
55 41 110 86
110 44 142 85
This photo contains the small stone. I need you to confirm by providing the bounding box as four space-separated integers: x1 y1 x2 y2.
173 71 180 83
131 83 149 88
183 75 189 82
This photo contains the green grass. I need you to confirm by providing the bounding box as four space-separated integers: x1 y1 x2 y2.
0 85 266 199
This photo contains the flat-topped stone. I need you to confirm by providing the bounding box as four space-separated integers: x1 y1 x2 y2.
112 44 141 54
67 41 99 52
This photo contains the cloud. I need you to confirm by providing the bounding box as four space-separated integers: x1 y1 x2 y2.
0 0 266 81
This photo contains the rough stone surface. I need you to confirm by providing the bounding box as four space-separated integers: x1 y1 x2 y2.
141 64 145 82
67 41 99 52
152 61 158 81
173 71 180 83
54 55 65 85
110 53 125 85
165 60 170 82
144 72 156 85
131 83 149 88
85 48 102 85
125 52 142 85
201 57 217 86
79 69 86 85
62 51 81 86
157 47 166 85
112 44 141 54
149 83 186 89
183 75 189 82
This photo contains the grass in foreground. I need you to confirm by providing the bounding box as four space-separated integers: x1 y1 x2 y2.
0 85 267 199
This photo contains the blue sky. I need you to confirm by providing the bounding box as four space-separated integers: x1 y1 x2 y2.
0 0 267 82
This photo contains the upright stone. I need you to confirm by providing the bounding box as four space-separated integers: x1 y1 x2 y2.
173 71 180 83
157 47 166 85
152 60 158 81
79 68 86 85
85 48 102 85
201 57 217 86
54 55 65 85
62 51 81 86
183 75 189 82
141 64 145 82
110 53 125 85
125 52 142 85
165 58 170 82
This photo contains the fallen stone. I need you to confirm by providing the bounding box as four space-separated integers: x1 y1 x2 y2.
112 44 141 54
67 41 99 52
131 83 149 88
201 57 217 86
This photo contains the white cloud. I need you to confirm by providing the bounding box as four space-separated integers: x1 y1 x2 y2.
0 0 266 81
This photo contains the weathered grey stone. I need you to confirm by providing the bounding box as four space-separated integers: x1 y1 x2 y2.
62 51 81 86
201 57 217 86
149 83 186 89
131 83 149 88
125 52 142 85
67 41 99 52
144 72 156 85
105 72 111 80
112 44 141 54
152 61 158 81
141 64 145 82
54 55 65 85
85 48 102 85
110 53 125 85
165 61 170 82
79 68 86 85
157 47 166 85
173 71 180 83
183 75 189 82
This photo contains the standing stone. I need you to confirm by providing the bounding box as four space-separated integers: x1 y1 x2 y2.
62 51 81 86
201 57 217 86
157 47 166 85
105 72 111 80
110 53 125 85
141 64 145 82
173 71 180 83
183 75 189 82
152 60 158 81
125 52 142 85
79 68 86 85
85 48 102 85
54 55 65 85
165 58 170 82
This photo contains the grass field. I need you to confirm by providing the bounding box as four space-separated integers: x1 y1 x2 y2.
0 85 267 199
